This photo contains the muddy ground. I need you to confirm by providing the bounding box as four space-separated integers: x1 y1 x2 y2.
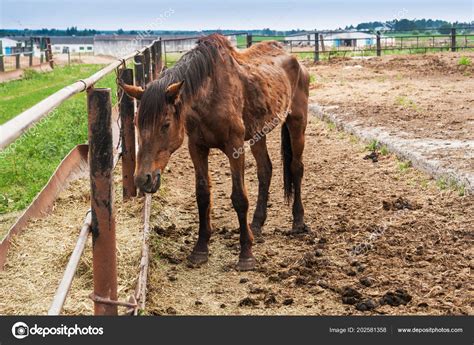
146 116 473 316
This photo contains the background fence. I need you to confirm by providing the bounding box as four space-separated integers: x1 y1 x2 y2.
146 26 474 67
0 37 53 72
248 26 474 61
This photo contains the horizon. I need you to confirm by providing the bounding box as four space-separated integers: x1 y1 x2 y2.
0 0 472 31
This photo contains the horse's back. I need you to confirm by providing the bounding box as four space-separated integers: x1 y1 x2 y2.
235 41 307 139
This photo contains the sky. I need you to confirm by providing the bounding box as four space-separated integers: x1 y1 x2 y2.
0 0 473 31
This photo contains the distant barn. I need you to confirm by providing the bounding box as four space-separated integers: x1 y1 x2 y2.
285 31 395 49
50 36 94 54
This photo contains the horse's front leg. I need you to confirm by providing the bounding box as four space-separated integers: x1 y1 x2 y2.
188 143 212 265
225 140 256 271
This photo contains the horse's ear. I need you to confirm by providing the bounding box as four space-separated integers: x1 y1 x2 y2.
165 80 185 104
120 82 144 100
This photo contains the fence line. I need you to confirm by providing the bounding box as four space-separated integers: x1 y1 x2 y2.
0 38 163 315
247 26 474 61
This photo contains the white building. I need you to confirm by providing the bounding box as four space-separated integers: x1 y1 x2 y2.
50 36 94 54
0 37 20 55
285 31 395 49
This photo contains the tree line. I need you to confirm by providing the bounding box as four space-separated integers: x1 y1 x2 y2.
347 19 473 33
1 19 473 38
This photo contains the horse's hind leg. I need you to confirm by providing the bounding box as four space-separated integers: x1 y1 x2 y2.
286 91 309 233
250 137 272 237
225 139 255 271
188 142 212 265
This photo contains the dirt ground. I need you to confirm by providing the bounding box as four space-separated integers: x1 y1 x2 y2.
53 53 117 66
306 52 474 191
307 52 474 141
146 116 473 316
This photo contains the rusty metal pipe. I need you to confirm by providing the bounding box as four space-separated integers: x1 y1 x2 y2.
87 88 118 316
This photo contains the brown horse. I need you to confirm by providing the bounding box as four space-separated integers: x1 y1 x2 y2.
121 34 309 271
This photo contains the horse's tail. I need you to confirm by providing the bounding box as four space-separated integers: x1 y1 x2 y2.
281 121 293 203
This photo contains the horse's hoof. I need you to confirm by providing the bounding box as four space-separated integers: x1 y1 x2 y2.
250 225 262 238
187 251 209 265
236 257 256 271
290 223 311 234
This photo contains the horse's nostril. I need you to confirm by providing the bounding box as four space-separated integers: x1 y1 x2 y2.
145 173 152 186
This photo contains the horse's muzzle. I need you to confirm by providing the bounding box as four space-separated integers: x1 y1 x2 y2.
135 170 161 193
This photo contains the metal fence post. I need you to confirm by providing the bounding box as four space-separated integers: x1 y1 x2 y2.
87 88 118 316
314 31 319 62
247 33 252 48
15 43 21 69
376 31 381 57
0 41 4 72
451 28 457 52
143 48 151 85
119 68 137 199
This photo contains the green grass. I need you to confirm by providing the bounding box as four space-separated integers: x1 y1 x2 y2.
458 56 471 66
0 65 117 215
436 176 466 196
164 52 183 67
366 139 379 152
395 95 419 111
380 145 389 156
397 160 412 172
0 65 107 125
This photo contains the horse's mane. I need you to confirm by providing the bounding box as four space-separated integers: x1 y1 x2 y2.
138 34 232 129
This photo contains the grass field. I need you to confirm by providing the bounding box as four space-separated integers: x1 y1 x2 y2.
0 65 117 215
0 65 107 125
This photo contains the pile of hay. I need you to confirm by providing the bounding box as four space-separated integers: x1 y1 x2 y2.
0 164 144 315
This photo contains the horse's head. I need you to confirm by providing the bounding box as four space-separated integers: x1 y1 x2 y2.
121 80 185 193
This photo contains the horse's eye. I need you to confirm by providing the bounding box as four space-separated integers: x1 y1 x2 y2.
161 123 170 132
